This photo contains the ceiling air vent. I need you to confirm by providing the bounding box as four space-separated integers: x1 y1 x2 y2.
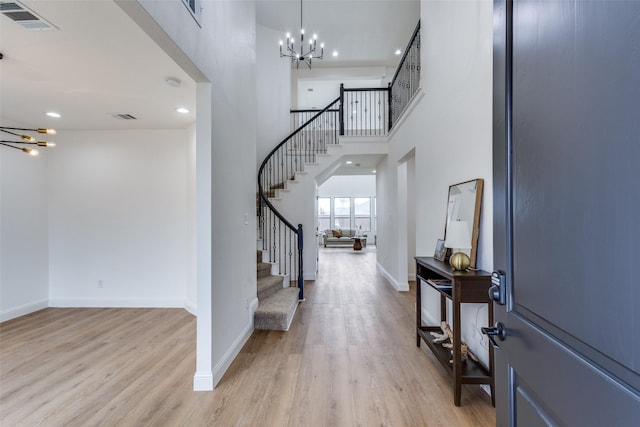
112 114 138 120
0 1 57 30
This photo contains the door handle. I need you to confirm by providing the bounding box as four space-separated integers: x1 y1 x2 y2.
489 270 506 305
481 322 506 349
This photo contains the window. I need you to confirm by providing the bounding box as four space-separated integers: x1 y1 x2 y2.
354 197 371 231
334 197 351 229
317 196 376 233
318 197 331 231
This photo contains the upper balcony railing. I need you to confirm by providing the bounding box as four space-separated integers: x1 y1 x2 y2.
291 20 420 136
389 20 421 130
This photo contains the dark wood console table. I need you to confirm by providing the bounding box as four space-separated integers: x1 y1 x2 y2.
415 256 494 406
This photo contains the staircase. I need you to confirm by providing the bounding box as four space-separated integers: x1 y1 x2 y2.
253 22 420 332
254 250 299 331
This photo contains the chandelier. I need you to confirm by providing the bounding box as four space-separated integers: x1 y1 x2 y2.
1 126 56 156
279 0 324 69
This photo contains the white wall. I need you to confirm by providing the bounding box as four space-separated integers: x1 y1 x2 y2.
0 146 49 321
186 123 197 314
256 24 291 170
377 0 494 366
292 66 389 109
126 0 258 390
47 130 190 307
317 175 376 197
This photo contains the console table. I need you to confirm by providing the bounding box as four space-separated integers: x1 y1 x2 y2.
415 256 494 406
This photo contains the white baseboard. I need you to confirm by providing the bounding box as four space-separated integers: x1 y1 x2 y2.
0 299 48 322
376 262 410 291
408 273 416 281
184 301 197 316
193 372 214 391
209 299 257 389
48 298 185 308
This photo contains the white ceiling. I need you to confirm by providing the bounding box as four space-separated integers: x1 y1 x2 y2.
0 0 196 131
1 0 416 174
257 0 420 68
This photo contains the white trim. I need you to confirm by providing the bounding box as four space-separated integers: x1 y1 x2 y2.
48 298 185 308
193 372 214 391
376 262 410 291
0 299 48 322
209 297 258 388
408 273 416 281
184 301 197 316
388 89 425 140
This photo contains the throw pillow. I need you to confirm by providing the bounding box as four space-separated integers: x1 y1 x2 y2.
332 229 342 238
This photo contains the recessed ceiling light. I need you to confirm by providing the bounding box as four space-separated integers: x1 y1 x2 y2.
372 170 376 173
395 49 402 55
176 107 190 114
46 112 61 118
346 161 353 164
332 50 338 57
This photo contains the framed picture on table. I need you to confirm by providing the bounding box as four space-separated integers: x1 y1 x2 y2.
434 239 448 262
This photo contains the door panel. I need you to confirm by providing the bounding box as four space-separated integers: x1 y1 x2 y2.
511 0 640 375
493 0 640 424
506 312 640 425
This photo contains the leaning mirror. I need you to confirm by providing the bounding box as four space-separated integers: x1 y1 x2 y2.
444 179 484 269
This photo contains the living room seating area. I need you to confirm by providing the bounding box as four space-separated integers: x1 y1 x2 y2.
322 229 367 247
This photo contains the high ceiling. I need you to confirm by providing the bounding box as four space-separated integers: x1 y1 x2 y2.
257 0 420 68
0 0 418 151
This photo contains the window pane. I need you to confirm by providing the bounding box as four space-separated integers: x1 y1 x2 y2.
355 218 371 231
318 197 331 216
334 216 351 229
354 198 370 216
318 218 331 231
334 197 351 216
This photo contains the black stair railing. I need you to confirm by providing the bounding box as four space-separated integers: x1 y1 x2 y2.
340 85 390 136
389 20 421 130
258 98 341 300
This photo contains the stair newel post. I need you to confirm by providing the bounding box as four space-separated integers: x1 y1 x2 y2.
297 223 304 301
387 82 392 132
339 83 345 136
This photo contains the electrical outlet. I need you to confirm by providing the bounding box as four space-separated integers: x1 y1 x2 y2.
97 280 104 288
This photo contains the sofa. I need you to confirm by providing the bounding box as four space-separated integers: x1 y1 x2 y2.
322 229 367 247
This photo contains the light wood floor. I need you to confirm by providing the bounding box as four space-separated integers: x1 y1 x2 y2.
0 247 495 426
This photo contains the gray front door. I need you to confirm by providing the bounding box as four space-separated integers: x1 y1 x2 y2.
492 0 640 424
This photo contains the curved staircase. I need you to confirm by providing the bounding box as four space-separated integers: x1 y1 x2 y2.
254 250 299 331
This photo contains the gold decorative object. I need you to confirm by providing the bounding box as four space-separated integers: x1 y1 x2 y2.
449 252 471 271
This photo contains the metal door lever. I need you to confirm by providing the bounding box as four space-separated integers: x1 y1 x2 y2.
481 322 506 349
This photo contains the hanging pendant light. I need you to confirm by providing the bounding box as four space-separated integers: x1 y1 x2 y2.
1 126 57 156
279 0 324 69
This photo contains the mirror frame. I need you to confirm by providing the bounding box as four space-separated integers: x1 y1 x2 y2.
444 178 484 268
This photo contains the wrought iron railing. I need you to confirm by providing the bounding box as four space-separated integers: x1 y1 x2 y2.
292 87 390 137
258 98 341 300
341 85 390 136
389 20 421 130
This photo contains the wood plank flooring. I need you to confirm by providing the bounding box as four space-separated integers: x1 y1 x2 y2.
0 247 495 426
